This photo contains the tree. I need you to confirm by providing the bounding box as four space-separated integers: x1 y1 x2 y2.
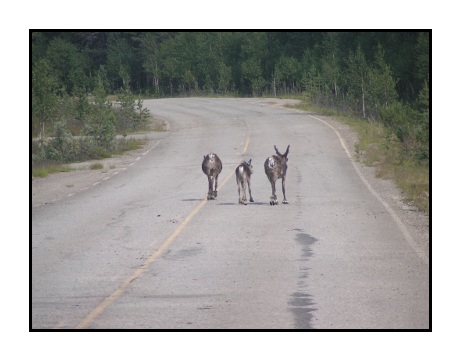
346 46 369 118
32 59 61 136
368 45 398 110
241 58 264 96
217 61 232 94
240 33 270 95
107 35 135 90
140 32 162 94
274 55 301 94
414 32 430 95
300 48 322 100
415 79 430 159
45 37 90 95
321 32 341 97
84 66 116 149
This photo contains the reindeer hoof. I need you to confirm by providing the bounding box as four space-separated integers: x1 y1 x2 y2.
212 191 218 198
207 194 214 200
282 200 289 204
249 198 254 203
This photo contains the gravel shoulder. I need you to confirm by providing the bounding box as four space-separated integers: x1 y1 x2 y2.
303 111 429 262
32 132 168 208
32 98 429 260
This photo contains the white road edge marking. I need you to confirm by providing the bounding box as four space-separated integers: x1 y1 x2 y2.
33 140 163 208
309 114 428 265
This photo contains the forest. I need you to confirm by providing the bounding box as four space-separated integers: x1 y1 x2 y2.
31 31 430 166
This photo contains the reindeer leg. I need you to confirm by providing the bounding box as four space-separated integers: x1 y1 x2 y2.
248 179 254 202
213 174 219 198
237 181 243 204
282 176 288 204
270 180 277 205
241 181 247 205
207 176 214 200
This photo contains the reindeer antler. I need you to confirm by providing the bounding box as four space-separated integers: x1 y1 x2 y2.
274 145 290 157
284 145 290 157
274 145 282 157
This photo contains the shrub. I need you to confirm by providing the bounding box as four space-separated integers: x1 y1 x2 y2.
90 163 103 170
83 106 116 150
50 119 73 162
378 102 428 163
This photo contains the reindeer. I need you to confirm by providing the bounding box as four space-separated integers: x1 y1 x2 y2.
202 153 222 200
264 145 290 205
235 159 254 205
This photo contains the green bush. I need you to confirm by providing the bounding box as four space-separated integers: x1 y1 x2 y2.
378 102 428 163
83 106 116 150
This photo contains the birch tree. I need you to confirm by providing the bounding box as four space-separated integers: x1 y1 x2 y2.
346 46 369 118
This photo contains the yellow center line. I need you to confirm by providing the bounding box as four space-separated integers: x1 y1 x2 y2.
76 132 250 329
242 132 250 154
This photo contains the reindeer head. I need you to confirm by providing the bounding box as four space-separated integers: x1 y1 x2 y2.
204 153 216 162
243 159 253 174
274 145 290 162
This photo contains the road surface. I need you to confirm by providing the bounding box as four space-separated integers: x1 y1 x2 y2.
31 98 429 329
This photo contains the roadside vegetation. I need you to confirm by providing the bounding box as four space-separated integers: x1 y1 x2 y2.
32 164 74 178
294 100 429 213
32 61 160 176
31 31 429 213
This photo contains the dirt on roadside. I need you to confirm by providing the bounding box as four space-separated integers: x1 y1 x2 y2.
32 143 153 208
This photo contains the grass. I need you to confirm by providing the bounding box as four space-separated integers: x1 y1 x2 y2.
113 138 147 154
90 163 103 170
32 138 147 178
150 118 168 132
32 165 74 178
294 101 429 214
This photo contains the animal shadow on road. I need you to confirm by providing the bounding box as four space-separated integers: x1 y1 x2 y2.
181 199 267 205
218 201 266 206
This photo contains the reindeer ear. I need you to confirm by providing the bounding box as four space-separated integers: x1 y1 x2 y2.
285 145 290 156
248 159 252 164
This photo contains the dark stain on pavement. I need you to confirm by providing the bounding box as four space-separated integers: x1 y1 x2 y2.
289 229 318 329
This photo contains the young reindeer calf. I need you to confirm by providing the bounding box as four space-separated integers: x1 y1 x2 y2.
264 145 290 205
235 159 254 205
202 153 222 200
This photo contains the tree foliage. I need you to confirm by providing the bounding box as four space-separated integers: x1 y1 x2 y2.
32 59 61 135
31 31 429 102
31 31 430 163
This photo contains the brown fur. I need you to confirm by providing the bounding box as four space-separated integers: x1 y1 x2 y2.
235 159 254 205
264 145 290 205
202 153 222 200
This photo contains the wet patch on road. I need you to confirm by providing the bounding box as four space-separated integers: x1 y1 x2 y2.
289 292 316 329
162 246 203 261
289 229 318 329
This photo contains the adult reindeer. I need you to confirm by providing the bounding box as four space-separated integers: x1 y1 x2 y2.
264 145 290 205
235 159 254 205
202 153 222 200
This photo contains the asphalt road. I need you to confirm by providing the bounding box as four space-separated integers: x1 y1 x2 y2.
31 98 429 329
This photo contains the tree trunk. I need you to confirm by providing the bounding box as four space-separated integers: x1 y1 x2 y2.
361 84 366 119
